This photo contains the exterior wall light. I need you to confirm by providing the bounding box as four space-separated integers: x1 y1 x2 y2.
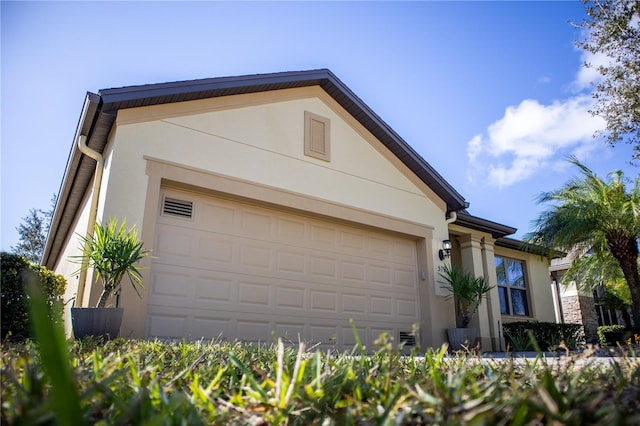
439 239 452 261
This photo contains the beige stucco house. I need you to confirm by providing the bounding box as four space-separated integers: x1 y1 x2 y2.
43 69 557 351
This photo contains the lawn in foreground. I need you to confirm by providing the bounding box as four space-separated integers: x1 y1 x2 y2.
2 334 639 425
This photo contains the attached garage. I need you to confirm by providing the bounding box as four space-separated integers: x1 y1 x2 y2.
146 187 421 350
46 70 476 348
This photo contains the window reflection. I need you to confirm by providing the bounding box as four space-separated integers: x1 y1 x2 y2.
495 256 529 316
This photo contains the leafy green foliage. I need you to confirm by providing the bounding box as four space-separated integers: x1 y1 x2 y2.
0 252 66 341
605 279 633 307
12 209 48 264
73 218 149 308
24 273 83 425
438 264 494 328
503 321 585 351
561 250 624 289
597 324 628 347
526 157 640 330
576 0 640 158
11 195 56 264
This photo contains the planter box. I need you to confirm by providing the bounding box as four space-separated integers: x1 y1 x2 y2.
71 307 124 340
602 330 632 347
447 328 477 352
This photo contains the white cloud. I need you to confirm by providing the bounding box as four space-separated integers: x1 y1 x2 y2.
467 94 605 188
466 134 482 163
466 39 617 189
573 49 608 91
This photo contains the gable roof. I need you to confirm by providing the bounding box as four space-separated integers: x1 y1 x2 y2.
43 69 468 268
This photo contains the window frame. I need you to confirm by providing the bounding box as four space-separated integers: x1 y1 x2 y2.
495 256 531 317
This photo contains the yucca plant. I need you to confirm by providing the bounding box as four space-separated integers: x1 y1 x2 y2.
75 218 149 308
439 264 494 328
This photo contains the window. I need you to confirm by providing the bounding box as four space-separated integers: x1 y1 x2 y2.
495 256 529 316
593 285 619 326
304 111 330 161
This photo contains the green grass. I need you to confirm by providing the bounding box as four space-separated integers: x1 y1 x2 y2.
2 335 640 425
2 285 640 424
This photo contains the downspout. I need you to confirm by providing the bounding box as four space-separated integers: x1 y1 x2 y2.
76 135 104 307
446 211 458 224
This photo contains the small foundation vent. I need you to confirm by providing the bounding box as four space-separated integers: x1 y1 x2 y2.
399 331 416 346
163 197 193 219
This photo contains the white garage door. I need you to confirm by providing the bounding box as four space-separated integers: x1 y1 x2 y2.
146 188 420 350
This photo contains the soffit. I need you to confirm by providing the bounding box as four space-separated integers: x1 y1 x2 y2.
454 211 517 239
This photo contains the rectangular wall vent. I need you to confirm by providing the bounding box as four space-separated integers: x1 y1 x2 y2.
399 332 416 346
163 197 193 219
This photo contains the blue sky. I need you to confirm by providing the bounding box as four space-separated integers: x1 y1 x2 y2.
2 1 637 253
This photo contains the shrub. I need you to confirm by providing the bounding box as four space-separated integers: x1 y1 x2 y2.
597 324 627 347
502 321 584 351
0 252 67 341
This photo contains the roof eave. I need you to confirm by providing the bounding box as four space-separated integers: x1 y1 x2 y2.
495 237 565 258
42 92 101 268
454 211 517 239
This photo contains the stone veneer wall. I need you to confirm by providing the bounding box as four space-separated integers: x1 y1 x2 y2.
578 296 599 343
561 294 599 343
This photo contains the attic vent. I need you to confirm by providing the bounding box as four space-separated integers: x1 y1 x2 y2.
163 197 193 219
304 111 331 162
399 332 416 346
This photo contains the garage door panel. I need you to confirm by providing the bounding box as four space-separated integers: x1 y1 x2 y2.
202 202 236 231
239 244 273 270
147 313 189 339
369 265 392 285
151 269 190 298
237 281 271 306
195 276 233 302
149 189 421 349
393 239 417 262
192 317 229 340
275 323 306 342
310 224 337 247
276 287 306 310
309 255 338 279
342 293 366 314
199 237 235 263
395 268 418 288
309 290 337 312
310 325 338 346
341 261 366 282
277 251 306 274
341 230 364 250
371 296 393 316
236 320 271 342
397 299 418 318
155 230 194 258
277 217 306 241
368 235 391 256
